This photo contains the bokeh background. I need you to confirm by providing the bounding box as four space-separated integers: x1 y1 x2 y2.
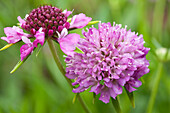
0 0 170 113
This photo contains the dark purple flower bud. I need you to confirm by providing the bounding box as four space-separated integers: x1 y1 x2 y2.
45 10 50 14
47 25 52 29
38 21 42 26
34 24 38 29
58 26 63 32
43 12 46 16
40 16 45 21
42 23 45 27
51 11 55 16
54 8 59 12
59 21 63 25
42 28 47 33
49 20 53 25
51 17 55 21
38 10 41 14
30 21 34 26
34 18 38 22
59 16 62 20
64 22 70 29
30 28 36 35
52 26 56 30
45 14 50 19
54 21 58 26
44 5 48 9
56 16 60 20
44 19 48 23
48 29 53 36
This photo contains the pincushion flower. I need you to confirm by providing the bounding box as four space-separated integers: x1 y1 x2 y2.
1 5 92 61
65 22 150 103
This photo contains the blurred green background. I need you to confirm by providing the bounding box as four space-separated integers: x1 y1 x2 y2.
0 0 170 113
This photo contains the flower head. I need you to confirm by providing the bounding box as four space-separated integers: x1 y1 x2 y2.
21 5 70 36
65 22 150 103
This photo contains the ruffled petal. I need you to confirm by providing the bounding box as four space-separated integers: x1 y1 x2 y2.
17 16 26 25
33 28 45 47
69 13 92 29
58 33 80 56
99 88 110 103
20 44 33 61
62 9 72 17
1 26 31 44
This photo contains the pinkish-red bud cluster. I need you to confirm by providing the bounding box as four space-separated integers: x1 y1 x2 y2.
22 5 70 37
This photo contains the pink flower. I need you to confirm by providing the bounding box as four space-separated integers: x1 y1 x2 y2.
57 28 80 56
65 22 150 103
1 26 31 44
69 13 92 29
20 36 34 61
33 28 45 47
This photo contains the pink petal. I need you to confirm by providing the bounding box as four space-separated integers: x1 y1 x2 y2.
62 9 72 17
69 13 92 29
99 89 110 103
58 33 80 56
56 28 68 39
109 88 117 99
17 16 26 25
1 36 20 44
112 82 122 94
90 83 102 95
125 84 136 92
4 27 17 36
1 26 31 44
22 36 31 44
33 28 45 47
20 44 33 61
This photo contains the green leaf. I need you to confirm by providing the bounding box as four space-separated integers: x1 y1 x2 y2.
111 97 122 113
125 88 135 108
72 93 79 104
0 43 13 51
74 47 84 54
10 55 29 74
87 21 100 26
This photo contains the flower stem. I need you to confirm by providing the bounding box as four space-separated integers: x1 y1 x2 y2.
146 62 163 113
47 39 91 113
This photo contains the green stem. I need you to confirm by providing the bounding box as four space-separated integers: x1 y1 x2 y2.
146 62 163 113
111 97 122 113
77 94 91 113
47 39 91 113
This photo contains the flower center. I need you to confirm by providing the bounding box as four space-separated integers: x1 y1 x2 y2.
22 5 69 37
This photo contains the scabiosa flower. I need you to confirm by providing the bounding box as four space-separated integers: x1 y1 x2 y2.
65 22 150 103
1 5 92 61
